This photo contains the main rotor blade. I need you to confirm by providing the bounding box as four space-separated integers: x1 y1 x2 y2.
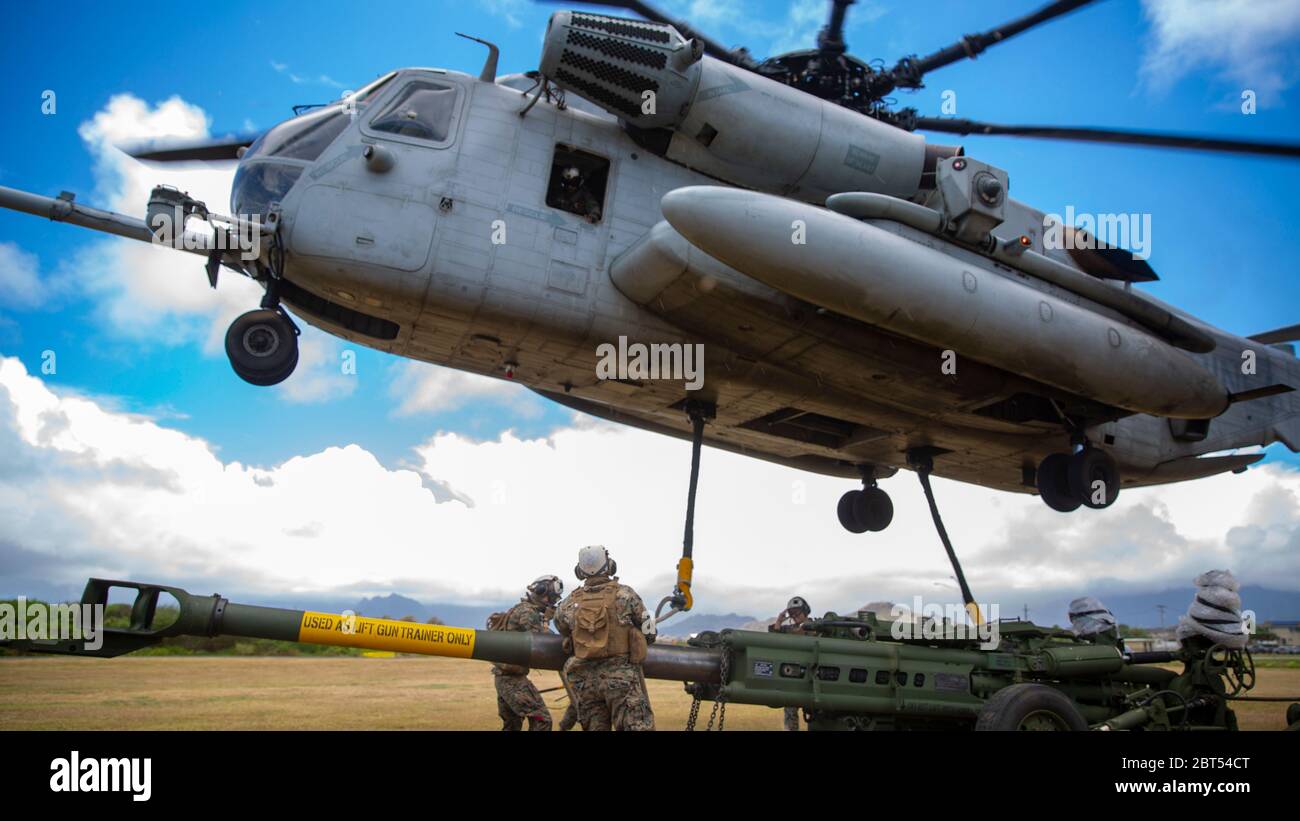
913 117 1300 159
1249 323 1300 344
537 0 741 64
816 0 856 54
905 0 1100 80
125 137 257 163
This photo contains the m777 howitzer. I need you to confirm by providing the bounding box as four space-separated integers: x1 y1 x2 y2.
7 579 1298 732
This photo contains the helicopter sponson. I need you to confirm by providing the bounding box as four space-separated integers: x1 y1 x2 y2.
625 184 1229 420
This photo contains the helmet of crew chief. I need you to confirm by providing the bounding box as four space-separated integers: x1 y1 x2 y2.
787 596 811 616
527 575 563 606
575 545 616 580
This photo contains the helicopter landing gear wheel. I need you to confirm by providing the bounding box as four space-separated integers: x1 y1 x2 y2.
836 485 894 533
975 683 1088 731
1068 447 1120 509
225 308 299 386
1036 447 1121 512
1036 452 1081 513
837 490 869 533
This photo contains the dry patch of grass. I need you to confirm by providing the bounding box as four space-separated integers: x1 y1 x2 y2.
0 657 1293 730
0 656 782 731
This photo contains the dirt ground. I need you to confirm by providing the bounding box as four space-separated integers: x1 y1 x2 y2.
1 656 1295 730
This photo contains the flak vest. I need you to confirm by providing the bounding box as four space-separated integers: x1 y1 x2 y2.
571 582 646 663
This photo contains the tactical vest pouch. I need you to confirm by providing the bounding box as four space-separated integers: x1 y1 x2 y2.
628 623 647 664
573 585 629 659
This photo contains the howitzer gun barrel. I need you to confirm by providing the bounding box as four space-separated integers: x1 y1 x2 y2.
1 579 721 684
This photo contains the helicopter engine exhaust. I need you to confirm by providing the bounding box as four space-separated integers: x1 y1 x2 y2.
540 11 928 203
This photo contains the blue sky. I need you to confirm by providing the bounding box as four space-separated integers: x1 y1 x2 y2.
0 1 1298 615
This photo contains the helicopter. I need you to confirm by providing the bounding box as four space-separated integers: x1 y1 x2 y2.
1 0 1298 550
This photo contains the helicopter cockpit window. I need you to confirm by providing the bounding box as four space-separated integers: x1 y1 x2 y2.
244 105 353 163
242 74 396 164
545 145 609 224
231 163 305 218
369 81 458 142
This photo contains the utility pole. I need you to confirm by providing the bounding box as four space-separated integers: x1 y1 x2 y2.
1156 604 1168 630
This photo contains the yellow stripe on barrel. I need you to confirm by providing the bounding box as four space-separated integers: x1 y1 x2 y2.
297 612 476 658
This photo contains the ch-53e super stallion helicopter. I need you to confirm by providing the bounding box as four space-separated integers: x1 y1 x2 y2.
3 0 1299 554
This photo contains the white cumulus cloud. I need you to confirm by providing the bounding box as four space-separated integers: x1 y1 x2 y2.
1141 0 1300 105
1 355 1297 622
388 360 541 417
0 242 44 309
26 93 356 404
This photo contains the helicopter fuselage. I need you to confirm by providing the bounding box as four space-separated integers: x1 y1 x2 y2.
242 67 1297 496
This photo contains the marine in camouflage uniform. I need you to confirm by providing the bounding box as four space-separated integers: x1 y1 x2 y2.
769 596 812 731
548 603 580 731
491 576 564 731
554 546 656 731
558 659 580 731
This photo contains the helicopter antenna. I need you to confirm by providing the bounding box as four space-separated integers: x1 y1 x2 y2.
456 32 500 83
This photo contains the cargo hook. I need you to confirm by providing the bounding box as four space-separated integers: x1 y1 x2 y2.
908 447 983 625
656 400 715 624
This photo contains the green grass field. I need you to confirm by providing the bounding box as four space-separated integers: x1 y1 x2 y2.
1 656 1296 730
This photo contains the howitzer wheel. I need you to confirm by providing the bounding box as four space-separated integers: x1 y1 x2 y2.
975 683 1088 731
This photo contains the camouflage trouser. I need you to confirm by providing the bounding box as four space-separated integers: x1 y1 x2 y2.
494 673 552 731
783 706 800 731
558 664 579 731
566 655 655 731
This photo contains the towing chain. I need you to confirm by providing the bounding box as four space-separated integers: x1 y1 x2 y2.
686 648 730 731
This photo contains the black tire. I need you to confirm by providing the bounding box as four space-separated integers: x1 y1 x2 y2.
225 309 298 386
975 683 1089 731
1036 453 1081 512
238 347 299 387
1069 448 1120 509
855 486 894 532
837 490 869 533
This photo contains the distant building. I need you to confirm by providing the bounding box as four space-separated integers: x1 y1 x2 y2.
1262 621 1300 647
